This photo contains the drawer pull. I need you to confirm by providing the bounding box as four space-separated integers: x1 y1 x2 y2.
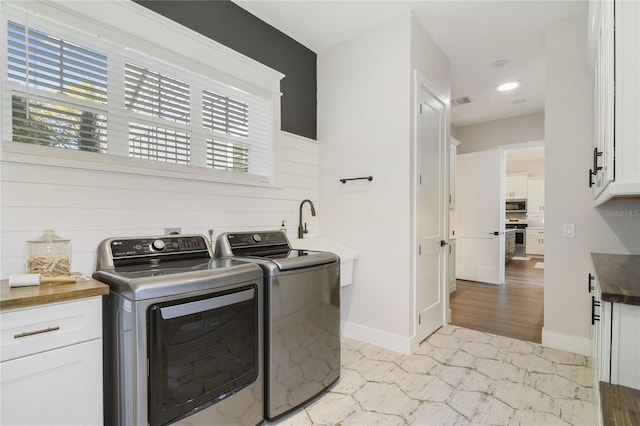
14 326 60 339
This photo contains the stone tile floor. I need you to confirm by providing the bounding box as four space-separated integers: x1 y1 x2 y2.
269 325 597 425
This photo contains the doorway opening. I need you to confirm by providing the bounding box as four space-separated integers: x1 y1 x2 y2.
450 142 545 343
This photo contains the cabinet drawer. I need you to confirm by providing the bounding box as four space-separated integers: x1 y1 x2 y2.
1 297 102 362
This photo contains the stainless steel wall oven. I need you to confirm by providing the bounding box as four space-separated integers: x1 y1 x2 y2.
94 235 264 426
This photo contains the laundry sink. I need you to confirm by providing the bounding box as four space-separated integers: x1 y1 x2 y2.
289 237 358 287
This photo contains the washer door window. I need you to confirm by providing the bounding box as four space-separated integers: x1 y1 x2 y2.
147 285 259 426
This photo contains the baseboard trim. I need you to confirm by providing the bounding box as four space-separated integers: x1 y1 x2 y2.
541 328 592 356
341 321 412 355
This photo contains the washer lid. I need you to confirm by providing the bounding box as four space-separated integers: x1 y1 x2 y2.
268 250 338 271
93 258 263 301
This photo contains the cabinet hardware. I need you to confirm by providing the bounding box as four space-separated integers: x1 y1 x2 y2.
588 272 595 293
339 176 373 184
14 326 60 339
589 168 595 187
591 296 601 325
440 240 448 247
593 147 603 174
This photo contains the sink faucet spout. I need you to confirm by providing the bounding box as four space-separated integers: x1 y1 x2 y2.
298 199 316 239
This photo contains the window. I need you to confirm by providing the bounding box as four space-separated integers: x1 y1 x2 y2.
3 13 275 182
7 21 108 153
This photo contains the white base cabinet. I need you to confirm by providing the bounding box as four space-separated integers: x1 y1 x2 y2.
1 340 103 425
609 302 640 389
526 229 544 256
591 267 640 391
0 297 103 426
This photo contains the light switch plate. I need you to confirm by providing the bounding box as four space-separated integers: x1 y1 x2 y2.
562 223 575 238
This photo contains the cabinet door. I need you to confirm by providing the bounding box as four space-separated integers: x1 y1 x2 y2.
526 231 544 255
506 175 528 199
591 281 602 387
0 339 103 425
527 178 545 213
610 303 640 389
591 0 615 196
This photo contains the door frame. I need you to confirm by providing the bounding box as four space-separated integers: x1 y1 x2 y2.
410 70 449 353
499 139 545 274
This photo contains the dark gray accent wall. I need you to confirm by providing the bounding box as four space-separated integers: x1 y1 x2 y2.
135 0 317 140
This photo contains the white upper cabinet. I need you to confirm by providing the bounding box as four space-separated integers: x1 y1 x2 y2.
506 173 528 200
527 178 545 213
589 0 640 204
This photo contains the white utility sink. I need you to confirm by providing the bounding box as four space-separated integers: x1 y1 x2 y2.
289 237 358 287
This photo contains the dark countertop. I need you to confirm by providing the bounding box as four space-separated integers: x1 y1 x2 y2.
0 277 109 311
592 253 640 305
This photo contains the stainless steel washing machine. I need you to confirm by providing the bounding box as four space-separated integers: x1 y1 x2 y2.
93 234 264 426
215 231 340 420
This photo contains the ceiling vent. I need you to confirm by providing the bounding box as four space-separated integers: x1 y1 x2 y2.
451 96 471 106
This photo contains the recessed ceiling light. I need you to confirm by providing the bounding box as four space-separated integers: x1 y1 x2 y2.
490 59 509 68
497 81 521 91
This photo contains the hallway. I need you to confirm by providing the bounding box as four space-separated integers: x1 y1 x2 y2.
450 258 544 343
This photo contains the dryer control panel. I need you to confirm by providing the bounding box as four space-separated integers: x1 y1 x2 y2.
226 232 289 249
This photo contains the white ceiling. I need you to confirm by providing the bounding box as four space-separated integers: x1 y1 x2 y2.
233 0 586 127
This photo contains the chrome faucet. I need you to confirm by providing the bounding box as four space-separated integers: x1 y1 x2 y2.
298 199 316 239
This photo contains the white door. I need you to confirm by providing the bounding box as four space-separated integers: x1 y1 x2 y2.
455 150 504 284
415 80 447 343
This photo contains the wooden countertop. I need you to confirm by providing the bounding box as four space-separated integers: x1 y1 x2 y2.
0 276 109 311
592 253 640 305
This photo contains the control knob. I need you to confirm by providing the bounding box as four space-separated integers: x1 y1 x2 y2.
152 239 166 251
252 234 262 243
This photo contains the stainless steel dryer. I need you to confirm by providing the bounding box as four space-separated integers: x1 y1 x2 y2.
93 234 264 426
215 231 340 420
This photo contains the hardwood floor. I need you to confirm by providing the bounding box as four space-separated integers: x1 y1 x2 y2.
450 258 544 343
600 382 640 426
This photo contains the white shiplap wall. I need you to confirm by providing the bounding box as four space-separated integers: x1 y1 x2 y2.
0 132 319 278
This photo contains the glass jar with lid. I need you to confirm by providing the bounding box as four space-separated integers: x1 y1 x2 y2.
27 230 71 277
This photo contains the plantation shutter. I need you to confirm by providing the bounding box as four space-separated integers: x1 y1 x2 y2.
7 21 108 152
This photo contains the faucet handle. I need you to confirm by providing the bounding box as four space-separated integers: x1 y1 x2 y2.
303 223 309 234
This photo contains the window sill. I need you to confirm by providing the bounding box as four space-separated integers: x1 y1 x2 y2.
2 142 282 189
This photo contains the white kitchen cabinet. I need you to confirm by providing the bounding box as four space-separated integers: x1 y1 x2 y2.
506 174 528 199
449 137 460 209
591 254 640 391
0 297 103 425
590 271 611 388
589 0 640 204
448 239 456 293
609 302 640 389
527 178 545 213
526 229 544 256
505 230 516 262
